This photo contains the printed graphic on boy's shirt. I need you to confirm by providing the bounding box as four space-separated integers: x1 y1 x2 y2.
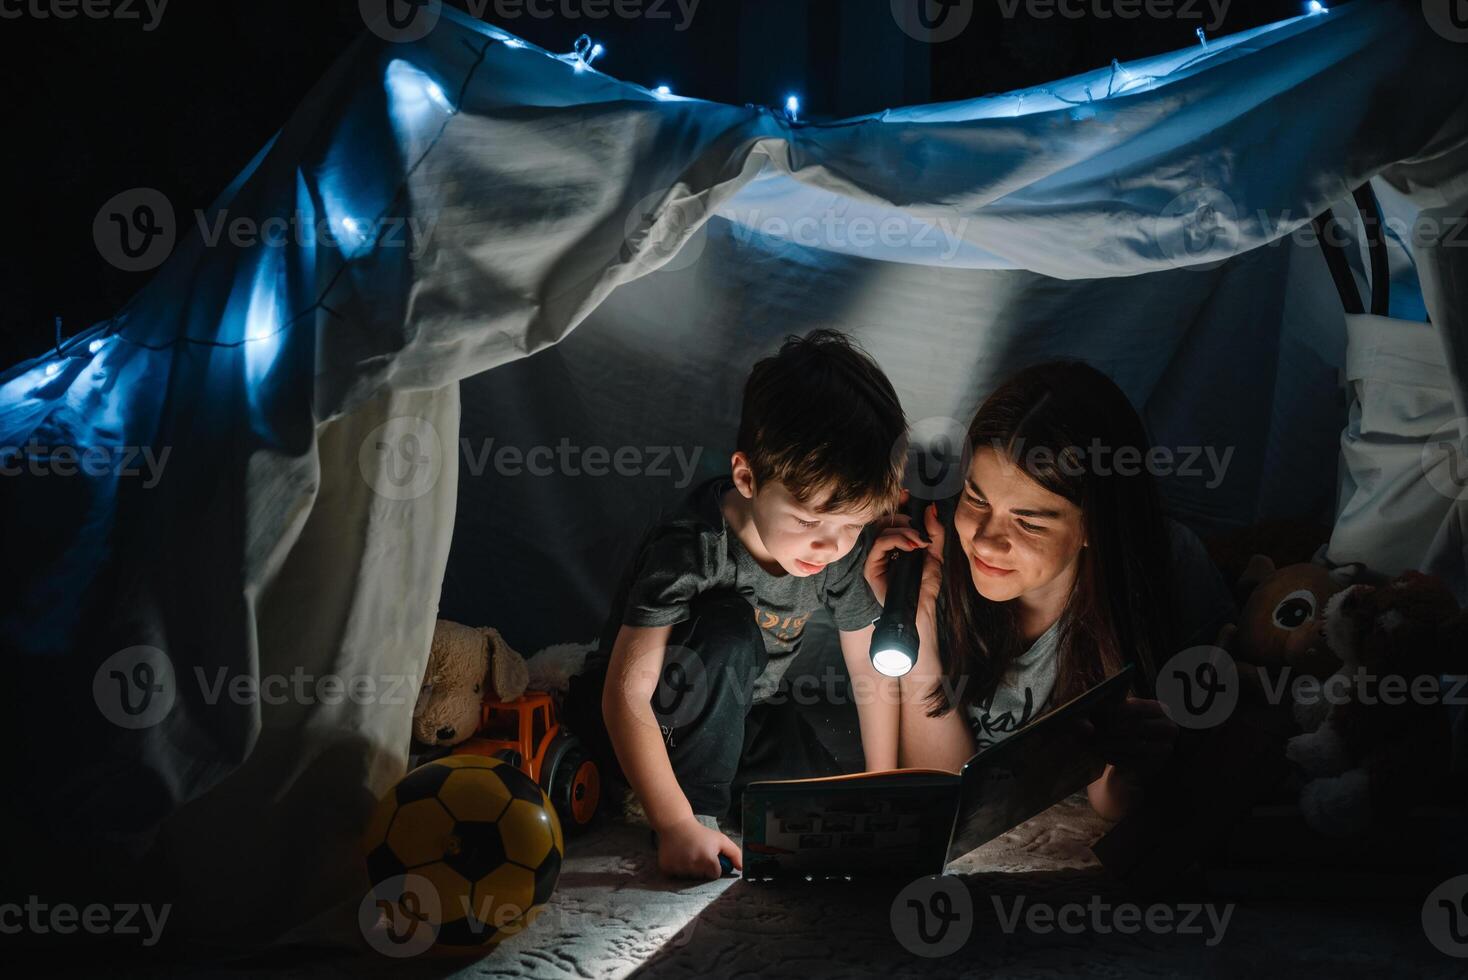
755 607 812 643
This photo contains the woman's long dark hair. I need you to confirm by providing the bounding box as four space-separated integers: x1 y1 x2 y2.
929 361 1175 717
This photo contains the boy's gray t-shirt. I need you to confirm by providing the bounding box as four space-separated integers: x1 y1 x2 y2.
616 478 884 702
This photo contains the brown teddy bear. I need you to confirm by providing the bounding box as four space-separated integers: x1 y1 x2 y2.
412 620 529 747
1217 554 1358 679
1284 571 1463 837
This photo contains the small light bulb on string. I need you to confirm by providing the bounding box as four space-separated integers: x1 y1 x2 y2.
424 80 453 113
1196 27 1208 50
1307 0 1327 13
655 84 672 97
44 362 62 378
503 37 524 48
784 94 800 121
568 35 605 72
88 338 105 355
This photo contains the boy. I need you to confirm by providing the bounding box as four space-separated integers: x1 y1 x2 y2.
566 329 907 880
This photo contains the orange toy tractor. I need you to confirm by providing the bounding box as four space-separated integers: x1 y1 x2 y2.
452 691 600 831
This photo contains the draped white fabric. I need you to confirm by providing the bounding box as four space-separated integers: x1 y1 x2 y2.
2 0 1466 944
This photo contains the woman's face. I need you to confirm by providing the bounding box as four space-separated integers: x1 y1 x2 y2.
952 446 1087 606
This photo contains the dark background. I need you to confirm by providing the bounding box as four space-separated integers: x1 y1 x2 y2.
3 0 1304 367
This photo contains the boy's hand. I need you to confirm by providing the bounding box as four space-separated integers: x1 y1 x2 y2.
655 815 742 880
866 498 945 635
865 491 931 606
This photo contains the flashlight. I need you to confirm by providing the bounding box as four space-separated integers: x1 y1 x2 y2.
869 497 926 678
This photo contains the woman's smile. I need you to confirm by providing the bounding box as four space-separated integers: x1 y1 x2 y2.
970 554 1014 577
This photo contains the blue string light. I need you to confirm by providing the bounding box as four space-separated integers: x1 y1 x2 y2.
785 94 800 121
567 35 605 72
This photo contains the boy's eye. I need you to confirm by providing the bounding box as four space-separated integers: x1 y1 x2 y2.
1018 520 1045 533
796 518 820 528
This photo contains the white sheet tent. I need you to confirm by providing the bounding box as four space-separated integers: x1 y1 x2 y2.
2 0 1466 948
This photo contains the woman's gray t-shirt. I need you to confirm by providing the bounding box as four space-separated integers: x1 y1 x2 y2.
961 517 1234 749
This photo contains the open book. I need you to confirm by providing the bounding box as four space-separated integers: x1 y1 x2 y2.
739 664 1135 879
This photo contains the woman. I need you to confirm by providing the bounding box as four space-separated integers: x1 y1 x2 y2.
868 361 1228 819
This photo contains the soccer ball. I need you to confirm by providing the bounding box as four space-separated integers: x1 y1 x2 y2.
362 755 564 951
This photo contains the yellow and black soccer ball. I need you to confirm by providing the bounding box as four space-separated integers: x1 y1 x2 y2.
363 755 564 950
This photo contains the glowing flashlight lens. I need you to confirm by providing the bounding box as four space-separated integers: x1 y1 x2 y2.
872 647 914 678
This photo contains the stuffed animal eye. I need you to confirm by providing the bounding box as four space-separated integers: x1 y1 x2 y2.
1273 590 1317 629
473 683 481 693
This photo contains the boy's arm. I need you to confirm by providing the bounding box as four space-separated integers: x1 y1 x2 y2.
838 625 900 772
601 623 694 831
601 621 742 879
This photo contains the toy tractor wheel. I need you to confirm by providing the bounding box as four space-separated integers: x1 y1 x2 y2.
546 741 600 832
492 748 524 769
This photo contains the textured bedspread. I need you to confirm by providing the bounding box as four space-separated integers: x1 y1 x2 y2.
288 796 1452 978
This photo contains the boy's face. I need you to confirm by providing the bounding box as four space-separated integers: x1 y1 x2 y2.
732 456 879 577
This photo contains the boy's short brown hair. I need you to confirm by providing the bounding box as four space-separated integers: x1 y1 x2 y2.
735 329 907 514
